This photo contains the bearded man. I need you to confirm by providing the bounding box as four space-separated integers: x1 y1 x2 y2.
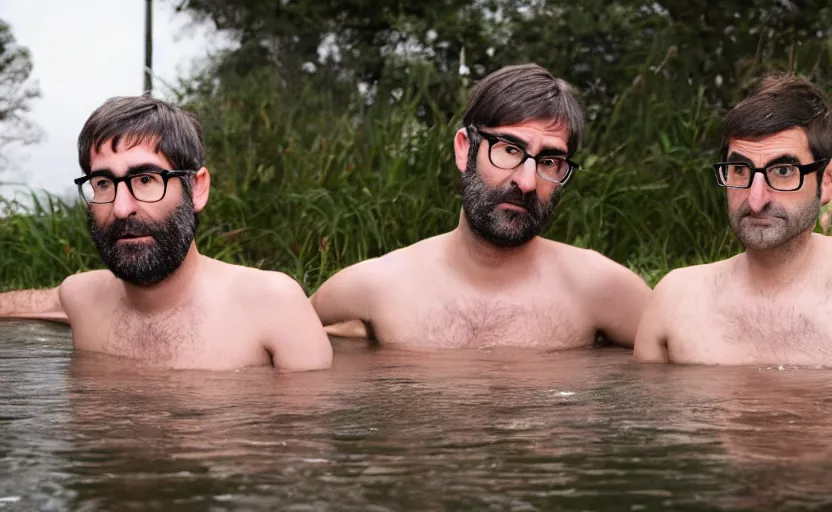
0 96 332 371
635 73 832 365
311 64 651 349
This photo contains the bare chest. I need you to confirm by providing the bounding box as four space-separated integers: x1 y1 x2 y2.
373 294 595 349
73 301 268 369
673 289 832 365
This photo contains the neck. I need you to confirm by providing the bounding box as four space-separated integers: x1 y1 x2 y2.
448 212 538 284
741 231 815 287
120 243 203 314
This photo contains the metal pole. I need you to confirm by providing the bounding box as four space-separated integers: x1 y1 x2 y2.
144 0 153 94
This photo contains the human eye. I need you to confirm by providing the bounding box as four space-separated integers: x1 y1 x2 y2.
770 165 797 178
539 157 564 169
728 164 748 176
491 141 519 155
132 173 162 186
93 178 112 189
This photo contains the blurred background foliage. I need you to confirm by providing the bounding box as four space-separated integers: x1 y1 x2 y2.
4 0 832 291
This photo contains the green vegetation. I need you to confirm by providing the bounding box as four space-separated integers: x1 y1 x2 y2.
1 65 739 292
5 0 832 291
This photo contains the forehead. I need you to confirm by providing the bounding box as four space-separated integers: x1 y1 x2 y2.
89 138 172 173
727 127 812 162
488 118 569 150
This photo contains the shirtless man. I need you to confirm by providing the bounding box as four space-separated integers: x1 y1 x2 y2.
312 64 651 349
0 96 332 371
634 74 832 365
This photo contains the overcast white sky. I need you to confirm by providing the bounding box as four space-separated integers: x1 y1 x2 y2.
0 0 230 200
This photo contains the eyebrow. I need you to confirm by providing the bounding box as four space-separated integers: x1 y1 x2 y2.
89 164 167 176
727 152 803 167
490 131 567 156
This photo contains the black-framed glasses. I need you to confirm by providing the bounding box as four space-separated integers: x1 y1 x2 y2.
471 126 579 185
713 158 829 192
74 169 196 205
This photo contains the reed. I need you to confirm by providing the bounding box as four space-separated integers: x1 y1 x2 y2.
0 67 758 293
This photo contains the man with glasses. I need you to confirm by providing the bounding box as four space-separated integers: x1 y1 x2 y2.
0 95 332 371
634 73 832 365
312 63 651 349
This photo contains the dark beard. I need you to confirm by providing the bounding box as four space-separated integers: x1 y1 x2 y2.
87 198 199 286
460 158 561 247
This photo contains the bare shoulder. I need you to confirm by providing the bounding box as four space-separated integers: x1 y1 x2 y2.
212 260 307 304
374 233 449 271
310 233 450 328
812 233 832 274
540 243 651 346
323 232 449 286
212 260 331 371
641 259 732 326
60 269 115 291
542 242 647 290
568 245 626 270
653 258 728 297
59 270 116 312
635 259 731 362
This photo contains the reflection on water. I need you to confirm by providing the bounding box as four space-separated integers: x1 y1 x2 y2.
1 320 832 511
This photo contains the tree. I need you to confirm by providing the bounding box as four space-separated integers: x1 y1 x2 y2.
0 19 41 174
172 0 501 112
171 0 832 126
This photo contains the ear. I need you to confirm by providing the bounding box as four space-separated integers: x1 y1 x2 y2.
822 163 832 205
192 167 211 213
453 127 472 174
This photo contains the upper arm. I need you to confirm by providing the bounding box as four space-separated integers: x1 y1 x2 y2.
586 253 652 348
259 272 333 372
58 273 97 325
59 273 113 352
310 258 381 327
633 272 679 363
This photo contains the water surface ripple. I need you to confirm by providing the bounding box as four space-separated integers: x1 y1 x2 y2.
1 320 831 511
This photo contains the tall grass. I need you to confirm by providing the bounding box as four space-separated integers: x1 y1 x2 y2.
0 192 98 289
1 66 749 292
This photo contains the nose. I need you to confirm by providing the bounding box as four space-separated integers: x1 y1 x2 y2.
111 181 138 219
746 172 771 214
511 158 538 194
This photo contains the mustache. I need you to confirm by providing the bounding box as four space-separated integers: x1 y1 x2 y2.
490 185 544 216
736 200 788 219
99 217 162 245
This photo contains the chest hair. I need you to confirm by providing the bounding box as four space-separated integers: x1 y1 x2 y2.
410 296 580 348
713 280 832 359
106 301 205 366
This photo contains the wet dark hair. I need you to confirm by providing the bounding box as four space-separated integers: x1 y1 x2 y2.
721 73 832 161
78 95 205 174
462 63 585 157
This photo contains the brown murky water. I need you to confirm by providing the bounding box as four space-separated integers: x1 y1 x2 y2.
1 320 832 511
